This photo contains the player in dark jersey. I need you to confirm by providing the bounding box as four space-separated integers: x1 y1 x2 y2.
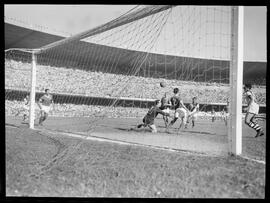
38 89 53 126
132 100 170 133
166 88 189 131
186 97 200 128
160 92 171 127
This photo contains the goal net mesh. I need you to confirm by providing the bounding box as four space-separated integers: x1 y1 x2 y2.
5 5 241 154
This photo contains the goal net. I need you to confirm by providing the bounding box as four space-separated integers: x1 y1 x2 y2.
5 5 252 155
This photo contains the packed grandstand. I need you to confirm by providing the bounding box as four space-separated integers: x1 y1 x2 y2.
5 58 266 118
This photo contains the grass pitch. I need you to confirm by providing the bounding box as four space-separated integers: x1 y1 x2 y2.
5 115 266 198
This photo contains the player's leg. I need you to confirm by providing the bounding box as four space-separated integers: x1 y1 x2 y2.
162 116 168 127
191 113 197 127
167 110 178 128
186 113 191 127
39 110 44 125
43 112 48 122
179 108 188 129
148 124 157 133
22 106 29 122
130 117 146 131
244 112 264 137
39 106 48 125
162 108 170 127
40 106 50 124
178 116 185 130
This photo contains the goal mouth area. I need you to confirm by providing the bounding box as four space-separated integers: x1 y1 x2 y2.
6 115 230 157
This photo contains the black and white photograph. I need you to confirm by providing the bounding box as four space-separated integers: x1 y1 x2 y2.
4 4 267 198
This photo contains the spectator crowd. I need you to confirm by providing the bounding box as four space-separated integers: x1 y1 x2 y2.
5 59 266 118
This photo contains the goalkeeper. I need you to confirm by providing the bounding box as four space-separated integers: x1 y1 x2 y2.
131 99 170 133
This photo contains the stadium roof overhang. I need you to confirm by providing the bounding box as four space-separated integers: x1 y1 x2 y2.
5 22 64 49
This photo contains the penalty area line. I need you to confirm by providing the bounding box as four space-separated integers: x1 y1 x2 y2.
239 155 265 165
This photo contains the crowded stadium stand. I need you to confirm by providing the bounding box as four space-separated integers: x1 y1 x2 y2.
5 15 266 118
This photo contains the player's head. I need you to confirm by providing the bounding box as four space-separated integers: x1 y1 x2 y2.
154 99 161 107
45 89 50 94
244 84 252 91
192 96 197 103
173 88 179 94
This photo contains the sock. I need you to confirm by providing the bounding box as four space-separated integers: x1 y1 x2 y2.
170 118 178 125
248 121 261 132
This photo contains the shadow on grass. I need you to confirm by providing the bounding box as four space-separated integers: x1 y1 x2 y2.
186 130 217 136
5 123 20 128
115 127 152 133
165 128 218 136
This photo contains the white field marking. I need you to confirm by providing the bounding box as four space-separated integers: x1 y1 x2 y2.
34 128 224 157
239 155 265 165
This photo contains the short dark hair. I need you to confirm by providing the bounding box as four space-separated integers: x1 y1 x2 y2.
244 84 252 89
45 89 49 92
173 88 179 94
192 97 197 100
154 99 160 105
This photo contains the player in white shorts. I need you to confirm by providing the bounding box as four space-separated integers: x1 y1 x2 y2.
38 89 53 126
186 97 199 128
243 84 264 137
166 88 189 131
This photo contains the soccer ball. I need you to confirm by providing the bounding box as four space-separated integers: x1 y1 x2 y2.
160 82 166 87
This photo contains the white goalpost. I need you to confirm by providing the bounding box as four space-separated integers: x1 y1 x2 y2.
29 52 37 129
5 5 245 156
228 6 244 155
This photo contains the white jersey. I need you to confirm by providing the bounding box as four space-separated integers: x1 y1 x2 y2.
244 90 259 114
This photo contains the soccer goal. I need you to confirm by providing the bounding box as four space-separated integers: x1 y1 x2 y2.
5 5 244 155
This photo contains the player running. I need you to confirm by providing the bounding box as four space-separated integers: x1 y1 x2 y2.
38 89 53 126
131 99 170 133
243 84 264 137
160 92 171 127
166 88 189 131
186 96 200 128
